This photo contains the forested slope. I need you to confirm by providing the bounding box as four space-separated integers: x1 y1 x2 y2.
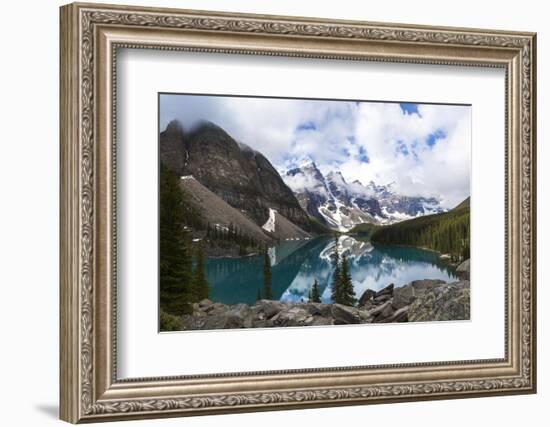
371 198 470 261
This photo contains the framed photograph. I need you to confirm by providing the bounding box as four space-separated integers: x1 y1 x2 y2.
60 2 537 423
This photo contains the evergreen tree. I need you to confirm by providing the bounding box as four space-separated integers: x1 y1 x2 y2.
310 278 321 303
159 165 193 315
262 247 273 300
338 256 356 306
192 243 209 302
371 199 470 261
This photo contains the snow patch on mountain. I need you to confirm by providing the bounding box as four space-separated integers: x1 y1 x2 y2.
262 208 277 233
281 161 446 231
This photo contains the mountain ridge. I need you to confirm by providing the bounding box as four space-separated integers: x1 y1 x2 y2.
161 120 452 235
369 196 470 261
160 120 311 231
282 160 445 231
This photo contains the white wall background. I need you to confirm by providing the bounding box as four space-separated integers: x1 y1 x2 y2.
0 0 545 425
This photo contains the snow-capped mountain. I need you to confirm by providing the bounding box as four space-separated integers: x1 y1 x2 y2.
282 160 445 231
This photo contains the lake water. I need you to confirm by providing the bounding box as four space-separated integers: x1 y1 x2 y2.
206 236 458 305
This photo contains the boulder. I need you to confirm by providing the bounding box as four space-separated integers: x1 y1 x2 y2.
373 303 396 323
254 300 284 318
385 306 409 323
331 304 361 325
409 281 470 322
366 300 393 318
198 299 219 313
198 299 213 309
202 303 251 329
375 284 394 298
309 316 334 326
360 300 375 311
305 302 332 317
270 306 312 327
410 279 446 291
456 259 470 280
358 289 377 307
181 285 468 330
392 285 416 309
373 294 392 304
358 308 374 323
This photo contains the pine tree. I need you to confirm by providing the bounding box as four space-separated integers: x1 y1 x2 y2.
159 165 193 315
262 247 273 300
192 243 209 302
311 278 321 303
338 256 356 306
370 200 470 261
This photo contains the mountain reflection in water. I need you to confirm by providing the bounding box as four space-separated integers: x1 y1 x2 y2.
206 236 457 305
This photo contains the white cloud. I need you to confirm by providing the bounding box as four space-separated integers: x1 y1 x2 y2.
160 95 470 208
343 102 471 207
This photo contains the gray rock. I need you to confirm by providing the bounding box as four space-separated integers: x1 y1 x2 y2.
360 300 375 311
198 299 217 313
410 279 446 291
331 304 361 325
202 303 252 329
409 280 470 322
254 300 285 318
310 316 334 326
305 302 332 317
385 306 409 323
180 285 467 330
358 289 377 306
456 259 470 280
392 285 416 309
373 294 392 304
366 300 393 318
270 306 312 327
198 298 213 308
375 284 394 298
373 303 395 323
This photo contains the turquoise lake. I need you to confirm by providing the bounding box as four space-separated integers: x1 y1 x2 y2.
206 236 458 305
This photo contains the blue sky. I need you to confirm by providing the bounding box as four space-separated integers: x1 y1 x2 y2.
160 94 471 208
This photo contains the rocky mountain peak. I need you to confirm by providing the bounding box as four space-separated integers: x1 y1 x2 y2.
327 170 346 180
281 164 446 231
165 119 184 136
160 119 311 231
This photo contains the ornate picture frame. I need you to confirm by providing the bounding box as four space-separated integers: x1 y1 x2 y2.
60 2 536 423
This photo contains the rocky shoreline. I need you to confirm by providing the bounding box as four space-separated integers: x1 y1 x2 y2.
180 260 471 330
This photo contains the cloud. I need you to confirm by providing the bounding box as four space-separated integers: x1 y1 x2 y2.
160 94 470 208
342 102 471 207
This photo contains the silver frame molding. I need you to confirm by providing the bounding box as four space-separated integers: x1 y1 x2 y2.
60 2 537 423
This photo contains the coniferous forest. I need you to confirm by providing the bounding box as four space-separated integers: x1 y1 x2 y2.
370 197 470 262
159 166 211 329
